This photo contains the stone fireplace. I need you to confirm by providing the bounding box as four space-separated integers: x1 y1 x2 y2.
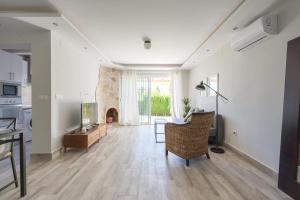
96 67 121 123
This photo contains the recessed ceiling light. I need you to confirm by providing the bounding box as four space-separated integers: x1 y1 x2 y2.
52 22 59 27
233 26 239 31
83 47 88 50
206 49 210 52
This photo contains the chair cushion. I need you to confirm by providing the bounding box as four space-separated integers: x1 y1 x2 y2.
183 109 193 122
184 109 205 122
0 139 11 160
0 151 11 160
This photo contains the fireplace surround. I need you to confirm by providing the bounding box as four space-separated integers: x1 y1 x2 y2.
96 67 121 123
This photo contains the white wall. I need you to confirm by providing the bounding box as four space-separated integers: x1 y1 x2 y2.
0 30 52 154
181 70 189 98
1 28 101 154
50 31 100 152
189 1 300 172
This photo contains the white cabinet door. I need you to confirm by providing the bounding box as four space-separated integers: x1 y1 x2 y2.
0 50 13 81
10 55 23 83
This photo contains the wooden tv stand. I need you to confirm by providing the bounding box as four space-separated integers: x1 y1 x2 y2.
63 123 107 152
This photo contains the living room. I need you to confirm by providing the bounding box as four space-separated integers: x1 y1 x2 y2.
1 0 300 199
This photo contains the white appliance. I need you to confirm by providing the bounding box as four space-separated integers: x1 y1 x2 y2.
22 108 32 142
0 81 22 105
231 15 278 52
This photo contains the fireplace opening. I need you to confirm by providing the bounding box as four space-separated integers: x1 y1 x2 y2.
106 108 118 123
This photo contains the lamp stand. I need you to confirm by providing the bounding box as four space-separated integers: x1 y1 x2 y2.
195 80 228 154
210 93 225 154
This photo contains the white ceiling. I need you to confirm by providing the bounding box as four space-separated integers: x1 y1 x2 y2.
0 0 281 68
48 0 242 65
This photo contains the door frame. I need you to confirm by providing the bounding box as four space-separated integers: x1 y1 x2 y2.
137 72 171 124
278 36 300 199
137 75 151 124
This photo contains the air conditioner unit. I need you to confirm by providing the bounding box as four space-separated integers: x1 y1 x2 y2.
231 15 278 52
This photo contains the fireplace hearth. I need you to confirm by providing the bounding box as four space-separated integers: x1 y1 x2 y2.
106 108 119 123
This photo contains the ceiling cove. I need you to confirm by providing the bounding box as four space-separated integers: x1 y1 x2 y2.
0 0 280 69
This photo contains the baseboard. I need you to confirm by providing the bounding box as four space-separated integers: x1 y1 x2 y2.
31 153 53 161
224 142 278 180
31 147 64 161
51 147 64 160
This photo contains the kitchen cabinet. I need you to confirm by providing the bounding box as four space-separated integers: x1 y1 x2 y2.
10 54 23 83
0 50 12 81
0 49 23 83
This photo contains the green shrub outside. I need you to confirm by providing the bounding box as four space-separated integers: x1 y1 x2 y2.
138 92 171 116
151 93 171 116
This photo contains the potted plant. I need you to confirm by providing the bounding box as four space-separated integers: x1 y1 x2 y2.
182 97 191 118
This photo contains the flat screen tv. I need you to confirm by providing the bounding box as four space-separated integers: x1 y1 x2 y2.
81 102 98 128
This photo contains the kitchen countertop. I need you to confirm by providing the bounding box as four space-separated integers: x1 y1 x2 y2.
22 105 32 110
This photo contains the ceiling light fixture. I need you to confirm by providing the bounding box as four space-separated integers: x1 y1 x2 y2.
52 22 59 27
143 37 152 50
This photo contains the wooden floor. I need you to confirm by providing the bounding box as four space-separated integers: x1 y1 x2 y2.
0 125 292 200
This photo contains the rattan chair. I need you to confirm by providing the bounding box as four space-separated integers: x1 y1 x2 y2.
0 118 18 192
165 112 215 166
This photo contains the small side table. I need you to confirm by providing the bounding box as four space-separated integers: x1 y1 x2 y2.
154 119 167 143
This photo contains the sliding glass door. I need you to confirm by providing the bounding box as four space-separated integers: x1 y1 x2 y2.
137 74 171 124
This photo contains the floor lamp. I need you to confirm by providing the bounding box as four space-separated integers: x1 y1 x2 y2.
195 81 229 154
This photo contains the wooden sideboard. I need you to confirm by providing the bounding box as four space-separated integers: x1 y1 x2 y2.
63 123 107 152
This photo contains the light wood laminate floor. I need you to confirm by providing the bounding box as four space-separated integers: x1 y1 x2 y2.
0 125 292 200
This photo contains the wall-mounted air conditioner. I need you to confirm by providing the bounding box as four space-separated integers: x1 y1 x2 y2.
231 15 278 52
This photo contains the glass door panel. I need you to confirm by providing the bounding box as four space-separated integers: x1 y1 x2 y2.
150 77 171 124
137 75 172 124
137 77 151 124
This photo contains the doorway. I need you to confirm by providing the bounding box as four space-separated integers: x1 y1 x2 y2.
137 74 171 124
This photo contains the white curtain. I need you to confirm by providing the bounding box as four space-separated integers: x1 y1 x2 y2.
120 71 140 125
171 71 183 118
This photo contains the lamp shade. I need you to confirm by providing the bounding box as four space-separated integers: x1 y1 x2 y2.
195 81 206 90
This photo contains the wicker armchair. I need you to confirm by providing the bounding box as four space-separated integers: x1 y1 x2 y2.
165 112 215 166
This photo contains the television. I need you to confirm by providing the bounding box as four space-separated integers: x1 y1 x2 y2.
81 102 98 128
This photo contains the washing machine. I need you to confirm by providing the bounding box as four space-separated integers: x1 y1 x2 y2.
23 108 32 142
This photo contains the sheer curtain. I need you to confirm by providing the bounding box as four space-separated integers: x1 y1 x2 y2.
171 71 183 118
120 71 140 125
